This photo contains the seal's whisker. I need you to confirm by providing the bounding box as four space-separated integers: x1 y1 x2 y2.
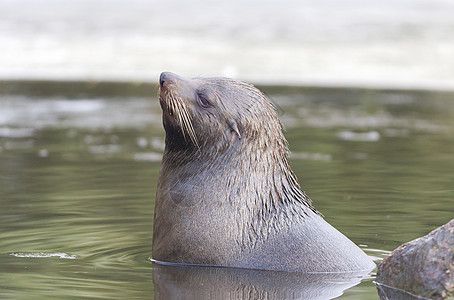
169 93 177 117
179 102 199 148
168 93 199 149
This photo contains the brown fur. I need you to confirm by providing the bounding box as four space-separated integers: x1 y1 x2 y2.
152 72 375 273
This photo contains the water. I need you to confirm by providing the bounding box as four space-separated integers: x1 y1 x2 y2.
1 0 454 89
0 81 453 299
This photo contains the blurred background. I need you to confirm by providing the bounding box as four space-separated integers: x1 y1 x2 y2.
1 1 453 299
1 0 454 89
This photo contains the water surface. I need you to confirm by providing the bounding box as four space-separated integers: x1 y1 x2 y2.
0 81 453 299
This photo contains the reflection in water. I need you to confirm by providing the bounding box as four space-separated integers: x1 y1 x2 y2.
375 282 422 300
152 262 370 300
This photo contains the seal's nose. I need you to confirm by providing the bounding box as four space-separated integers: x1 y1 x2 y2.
160 72 180 88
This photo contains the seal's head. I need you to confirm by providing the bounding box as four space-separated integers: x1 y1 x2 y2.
159 72 286 155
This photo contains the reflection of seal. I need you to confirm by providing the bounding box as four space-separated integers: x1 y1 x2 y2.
152 262 368 299
152 72 375 273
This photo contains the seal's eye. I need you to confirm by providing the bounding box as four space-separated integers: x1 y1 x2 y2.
197 93 211 108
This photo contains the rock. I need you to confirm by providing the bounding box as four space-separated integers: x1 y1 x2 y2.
376 219 454 299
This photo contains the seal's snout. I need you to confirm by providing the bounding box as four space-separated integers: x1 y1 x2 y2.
160 72 180 88
159 72 187 119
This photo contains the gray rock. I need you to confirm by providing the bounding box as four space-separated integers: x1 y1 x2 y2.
376 219 454 300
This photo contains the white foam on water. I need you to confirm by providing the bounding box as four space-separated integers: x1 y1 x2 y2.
133 152 162 162
10 252 77 259
290 152 333 162
338 131 381 142
0 127 34 138
38 148 49 157
53 100 104 113
88 144 121 154
136 137 148 148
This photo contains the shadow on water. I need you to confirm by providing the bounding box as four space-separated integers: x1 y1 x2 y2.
152 262 372 300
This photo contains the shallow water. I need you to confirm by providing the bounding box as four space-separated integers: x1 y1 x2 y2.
0 81 453 299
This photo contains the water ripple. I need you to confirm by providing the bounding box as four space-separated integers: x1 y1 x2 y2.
10 252 77 259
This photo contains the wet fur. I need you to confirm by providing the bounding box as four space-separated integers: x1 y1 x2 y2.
152 73 375 272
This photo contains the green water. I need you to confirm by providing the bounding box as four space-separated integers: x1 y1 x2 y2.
0 82 453 299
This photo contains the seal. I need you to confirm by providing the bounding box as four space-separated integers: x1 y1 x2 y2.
152 72 375 273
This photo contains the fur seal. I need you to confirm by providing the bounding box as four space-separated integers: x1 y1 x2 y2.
152 72 375 273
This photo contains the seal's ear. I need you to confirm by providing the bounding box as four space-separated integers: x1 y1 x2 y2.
228 119 241 140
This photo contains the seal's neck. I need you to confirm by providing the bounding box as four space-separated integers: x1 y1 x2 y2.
160 133 319 247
